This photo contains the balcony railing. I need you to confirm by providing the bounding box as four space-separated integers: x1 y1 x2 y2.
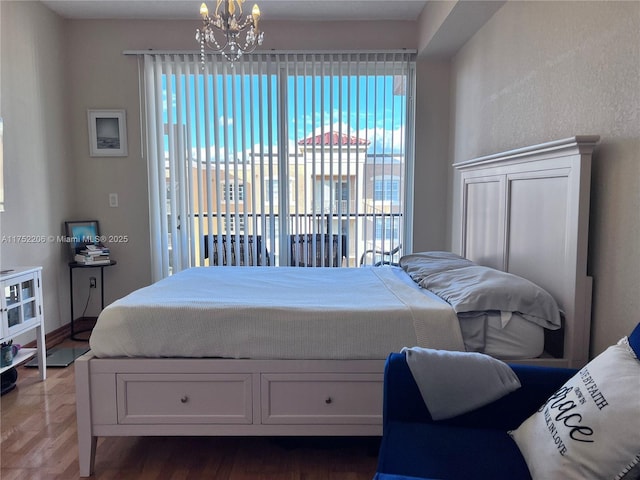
186 211 403 267
312 200 358 214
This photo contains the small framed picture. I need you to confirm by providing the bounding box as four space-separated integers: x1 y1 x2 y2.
65 220 100 257
87 109 127 157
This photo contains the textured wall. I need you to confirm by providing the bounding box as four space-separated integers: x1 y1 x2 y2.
0 1 75 334
450 1 640 356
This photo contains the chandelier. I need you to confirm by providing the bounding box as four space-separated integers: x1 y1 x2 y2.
196 1 264 65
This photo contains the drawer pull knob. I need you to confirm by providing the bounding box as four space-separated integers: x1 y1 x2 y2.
325 397 332 404
180 395 189 403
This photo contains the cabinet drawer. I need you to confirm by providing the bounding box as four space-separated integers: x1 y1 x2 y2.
117 373 252 424
261 373 382 425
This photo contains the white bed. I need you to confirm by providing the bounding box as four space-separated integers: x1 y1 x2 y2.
88 264 546 361
89 265 466 359
75 136 598 476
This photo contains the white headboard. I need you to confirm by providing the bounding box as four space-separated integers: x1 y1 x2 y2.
455 136 599 368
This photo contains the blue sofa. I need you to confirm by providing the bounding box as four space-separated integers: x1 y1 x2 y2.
374 323 640 480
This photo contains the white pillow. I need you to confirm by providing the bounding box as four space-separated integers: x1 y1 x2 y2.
509 336 640 480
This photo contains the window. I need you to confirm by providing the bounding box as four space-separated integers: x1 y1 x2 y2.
374 178 400 202
144 52 415 279
222 182 245 202
264 179 278 204
375 217 400 243
225 215 246 233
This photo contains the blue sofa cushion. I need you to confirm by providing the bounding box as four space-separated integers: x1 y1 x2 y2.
382 352 576 430
629 322 640 357
373 474 431 480
377 421 532 480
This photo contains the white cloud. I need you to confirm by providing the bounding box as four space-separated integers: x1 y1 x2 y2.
358 126 406 154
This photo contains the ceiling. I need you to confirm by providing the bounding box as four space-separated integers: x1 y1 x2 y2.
40 0 429 22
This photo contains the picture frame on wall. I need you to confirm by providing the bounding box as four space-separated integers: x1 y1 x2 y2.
87 109 127 157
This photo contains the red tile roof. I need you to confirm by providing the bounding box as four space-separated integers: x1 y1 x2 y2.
298 132 370 146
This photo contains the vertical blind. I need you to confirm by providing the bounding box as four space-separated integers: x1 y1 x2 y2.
144 52 415 281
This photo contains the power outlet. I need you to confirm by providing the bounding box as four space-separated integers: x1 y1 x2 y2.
89 277 97 288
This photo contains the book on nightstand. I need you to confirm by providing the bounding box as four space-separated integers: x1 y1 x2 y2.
74 253 111 265
80 244 110 255
74 243 111 264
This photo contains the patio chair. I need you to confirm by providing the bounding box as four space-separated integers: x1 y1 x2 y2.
203 235 270 266
289 233 347 267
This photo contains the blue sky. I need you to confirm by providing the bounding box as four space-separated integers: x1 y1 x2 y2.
163 71 408 159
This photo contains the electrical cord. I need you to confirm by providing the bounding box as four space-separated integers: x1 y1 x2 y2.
80 283 93 318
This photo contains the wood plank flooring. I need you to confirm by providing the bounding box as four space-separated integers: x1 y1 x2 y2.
1 341 380 479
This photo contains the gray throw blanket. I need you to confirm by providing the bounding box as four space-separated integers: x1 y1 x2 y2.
401 347 521 420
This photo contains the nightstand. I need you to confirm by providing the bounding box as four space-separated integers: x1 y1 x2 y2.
68 261 116 341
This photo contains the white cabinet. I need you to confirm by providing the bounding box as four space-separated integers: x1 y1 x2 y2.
0 267 46 380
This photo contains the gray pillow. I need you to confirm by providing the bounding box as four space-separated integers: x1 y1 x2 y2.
399 251 475 277
401 252 561 330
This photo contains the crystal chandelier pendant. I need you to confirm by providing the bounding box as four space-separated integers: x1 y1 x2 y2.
196 1 264 67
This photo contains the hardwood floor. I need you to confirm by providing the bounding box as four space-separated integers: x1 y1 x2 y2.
1 341 380 479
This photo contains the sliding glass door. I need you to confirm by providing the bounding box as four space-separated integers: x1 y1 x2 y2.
144 52 415 280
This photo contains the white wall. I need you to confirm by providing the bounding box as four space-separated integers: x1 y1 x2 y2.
0 1 74 336
412 60 451 252
449 1 640 355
